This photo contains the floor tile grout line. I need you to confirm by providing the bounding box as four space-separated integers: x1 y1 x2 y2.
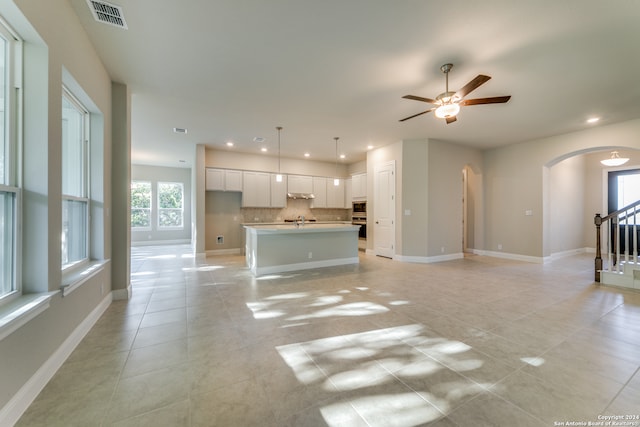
603 365 640 414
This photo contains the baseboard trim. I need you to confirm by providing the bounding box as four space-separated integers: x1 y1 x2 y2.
253 257 359 276
112 285 132 300
548 247 589 261
474 250 544 264
131 239 191 247
205 248 242 256
0 293 113 427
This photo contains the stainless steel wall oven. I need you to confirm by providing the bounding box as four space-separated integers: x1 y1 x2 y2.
351 201 366 239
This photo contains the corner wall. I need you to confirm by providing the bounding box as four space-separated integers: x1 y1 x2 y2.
485 118 640 259
0 0 115 421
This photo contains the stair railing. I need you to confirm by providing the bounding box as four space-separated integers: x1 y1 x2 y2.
594 200 640 282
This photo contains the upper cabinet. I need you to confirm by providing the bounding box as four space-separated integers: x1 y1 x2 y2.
242 171 271 207
311 176 327 208
327 179 346 208
206 168 243 192
287 175 313 194
351 173 367 200
270 174 287 208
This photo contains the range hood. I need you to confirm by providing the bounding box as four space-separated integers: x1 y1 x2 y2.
287 192 315 199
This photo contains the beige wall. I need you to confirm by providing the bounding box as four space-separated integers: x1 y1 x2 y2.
486 118 640 258
0 0 115 418
427 140 483 257
205 148 349 178
549 155 587 254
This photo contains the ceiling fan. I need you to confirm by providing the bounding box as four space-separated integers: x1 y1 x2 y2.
400 63 511 124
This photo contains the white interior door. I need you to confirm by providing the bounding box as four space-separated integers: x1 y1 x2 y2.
374 161 395 258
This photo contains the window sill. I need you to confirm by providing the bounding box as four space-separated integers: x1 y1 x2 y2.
61 259 109 297
0 292 57 341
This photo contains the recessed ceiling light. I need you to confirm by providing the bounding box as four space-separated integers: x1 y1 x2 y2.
304 153 310 157
261 147 267 152
253 137 266 143
226 141 234 147
173 127 188 134
340 154 346 159
367 145 374 150
586 117 600 124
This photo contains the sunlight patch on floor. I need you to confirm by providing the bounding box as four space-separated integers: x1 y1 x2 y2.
321 393 443 427
287 302 389 321
181 265 224 272
265 292 310 300
521 356 545 366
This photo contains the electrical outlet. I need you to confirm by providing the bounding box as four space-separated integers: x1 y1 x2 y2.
441 246 445 253
498 244 503 250
308 252 313 259
217 235 224 244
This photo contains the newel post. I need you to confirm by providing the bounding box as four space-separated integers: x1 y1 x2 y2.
594 213 602 282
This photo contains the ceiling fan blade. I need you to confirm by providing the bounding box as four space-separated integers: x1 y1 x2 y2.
445 116 457 124
402 94 437 104
399 108 436 122
455 75 491 99
459 96 511 106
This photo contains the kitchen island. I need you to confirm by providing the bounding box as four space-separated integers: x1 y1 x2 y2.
244 223 360 276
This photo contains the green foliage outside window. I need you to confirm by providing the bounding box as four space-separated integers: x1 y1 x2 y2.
158 182 183 228
131 181 151 228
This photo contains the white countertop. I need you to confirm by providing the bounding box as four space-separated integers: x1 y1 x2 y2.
244 223 360 234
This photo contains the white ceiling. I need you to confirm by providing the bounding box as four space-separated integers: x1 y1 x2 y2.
69 0 640 168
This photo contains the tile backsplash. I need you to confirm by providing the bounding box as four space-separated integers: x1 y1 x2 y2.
241 199 350 223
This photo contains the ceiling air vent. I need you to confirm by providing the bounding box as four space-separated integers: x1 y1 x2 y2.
86 0 128 29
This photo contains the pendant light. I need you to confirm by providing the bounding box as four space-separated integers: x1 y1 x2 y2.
334 137 340 186
276 126 283 182
600 151 629 167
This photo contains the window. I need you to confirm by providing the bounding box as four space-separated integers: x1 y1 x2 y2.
61 88 89 269
0 18 20 303
158 182 183 228
131 180 152 229
617 173 640 210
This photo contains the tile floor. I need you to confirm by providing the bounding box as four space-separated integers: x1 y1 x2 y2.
15 245 640 427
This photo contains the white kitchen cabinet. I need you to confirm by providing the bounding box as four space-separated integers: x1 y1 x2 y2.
311 176 327 208
242 171 271 207
206 168 243 191
225 170 243 191
270 174 287 208
345 178 352 208
287 175 313 194
327 178 346 208
351 173 367 200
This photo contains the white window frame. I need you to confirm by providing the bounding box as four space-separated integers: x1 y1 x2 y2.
157 181 184 230
61 86 90 271
131 180 152 230
0 16 22 306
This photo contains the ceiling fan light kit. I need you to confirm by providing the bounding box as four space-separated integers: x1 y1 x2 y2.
400 63 511 124
435 103 460 119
